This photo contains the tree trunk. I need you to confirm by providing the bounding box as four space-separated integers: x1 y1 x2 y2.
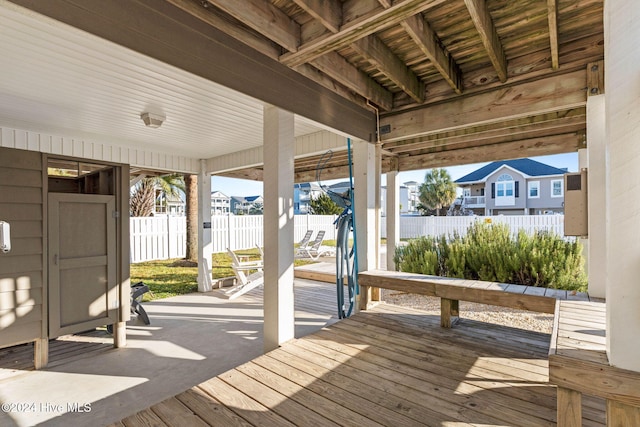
185 174 198 262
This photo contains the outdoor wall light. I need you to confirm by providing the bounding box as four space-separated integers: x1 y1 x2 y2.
140 112 166 128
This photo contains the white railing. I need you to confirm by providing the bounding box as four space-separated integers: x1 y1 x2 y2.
130 214 568 263
462 196 486 206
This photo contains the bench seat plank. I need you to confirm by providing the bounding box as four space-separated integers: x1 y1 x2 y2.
358 270 556 314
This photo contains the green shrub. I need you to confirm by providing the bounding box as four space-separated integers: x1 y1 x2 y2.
394 222 587 292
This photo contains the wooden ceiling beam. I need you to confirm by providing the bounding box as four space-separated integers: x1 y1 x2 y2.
381 70 587 143
167 0 281 59
384 108 586 154
280 0 448 67
311 52 393 111
351 35 425 103
292 0 342 34
464 0 508 82
401 14 463 95
205 0 301 52
397 132 583 172
547 0 560 70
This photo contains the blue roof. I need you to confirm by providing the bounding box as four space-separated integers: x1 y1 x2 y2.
455 158 568 183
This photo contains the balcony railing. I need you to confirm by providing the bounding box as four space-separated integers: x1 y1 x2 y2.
462 196 486 206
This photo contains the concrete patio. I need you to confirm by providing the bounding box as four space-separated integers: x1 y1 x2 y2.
0 278 338 427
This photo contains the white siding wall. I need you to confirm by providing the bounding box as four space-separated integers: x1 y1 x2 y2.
0 127 200 173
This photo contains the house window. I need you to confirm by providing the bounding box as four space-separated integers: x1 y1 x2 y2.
495 174 515 206
551 179 563 198
463 188 471 197
528 181 540 198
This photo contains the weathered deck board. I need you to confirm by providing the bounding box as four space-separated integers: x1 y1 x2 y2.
129 303 605 426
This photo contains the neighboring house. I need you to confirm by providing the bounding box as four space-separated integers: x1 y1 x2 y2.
293 182 323 214
154 189 185 216
455 158 569 216
211 190 230 215
230 195 264 215
381 182 420 216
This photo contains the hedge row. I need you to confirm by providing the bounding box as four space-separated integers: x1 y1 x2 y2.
393 222 587 291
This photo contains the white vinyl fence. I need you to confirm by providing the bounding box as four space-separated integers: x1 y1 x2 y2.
380 214 567 240
130 214 567 263
130 214 337 263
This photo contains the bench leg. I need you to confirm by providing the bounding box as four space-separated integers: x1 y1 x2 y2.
607 399 640 426
557 387 581 427
441 298 459 328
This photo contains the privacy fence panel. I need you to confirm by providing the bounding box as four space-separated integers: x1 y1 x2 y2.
131 214 567 263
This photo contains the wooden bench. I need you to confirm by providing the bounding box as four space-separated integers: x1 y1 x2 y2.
549 300 640 426
358 269 590 327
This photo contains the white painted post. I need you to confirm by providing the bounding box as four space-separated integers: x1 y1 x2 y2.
263 105 295 352
197 160 213 292
353 139 378 310
605 0 640 372
586 95 605 298
386 170 400 271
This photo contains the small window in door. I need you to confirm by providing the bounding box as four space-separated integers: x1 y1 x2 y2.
48 159 114 195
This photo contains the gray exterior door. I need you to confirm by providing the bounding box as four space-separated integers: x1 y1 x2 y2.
48 193 117 338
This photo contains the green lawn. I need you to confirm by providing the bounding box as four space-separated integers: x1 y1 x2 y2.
131 248 316 301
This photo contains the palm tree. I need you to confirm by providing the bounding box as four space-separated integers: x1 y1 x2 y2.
418 168 457 216
130 174 185 217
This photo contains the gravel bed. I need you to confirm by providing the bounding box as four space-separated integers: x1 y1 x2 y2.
382 289 554 334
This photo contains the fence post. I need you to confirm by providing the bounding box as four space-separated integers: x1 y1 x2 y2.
167 215 171 258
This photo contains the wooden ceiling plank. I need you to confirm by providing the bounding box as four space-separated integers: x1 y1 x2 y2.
351 35 425 103
292 0 342 34
280 0 448 67
166 0 281 59
463 0 508 82
311 52 394 111
401 14 463 94
548 0 560 70
205 0 301 52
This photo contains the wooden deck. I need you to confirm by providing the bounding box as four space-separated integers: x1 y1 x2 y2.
549 300 640 425
115 303 606 427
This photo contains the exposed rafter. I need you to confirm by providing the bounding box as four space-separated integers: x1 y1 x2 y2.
401 14 463 94
464 0 508 82
351 35 425 103
205 0 301 52
311 52 393 111
280 0 448 67
292 0 342 34
167 0 281 59
547 0 560 70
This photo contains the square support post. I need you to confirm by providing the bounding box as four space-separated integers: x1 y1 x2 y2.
263 106 295 352
605 0 640 372
586 94 605 298
198 160 213 292
385 169 400 272
354 140 380 310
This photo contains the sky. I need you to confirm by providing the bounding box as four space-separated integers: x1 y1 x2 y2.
211 152 579 197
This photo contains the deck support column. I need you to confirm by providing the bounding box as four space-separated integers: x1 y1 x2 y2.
263 105 295 352
586 94 605 298
197 160 213 292
557 387 582 427
386 168 400 271
354 139 380 310
605 0 640 372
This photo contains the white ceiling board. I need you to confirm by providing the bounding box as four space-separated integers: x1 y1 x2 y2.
0 1 329 162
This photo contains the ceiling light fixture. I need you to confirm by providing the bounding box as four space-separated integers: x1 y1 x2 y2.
140 112 166 128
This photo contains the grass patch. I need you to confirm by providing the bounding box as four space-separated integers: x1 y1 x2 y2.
132 248 318 301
